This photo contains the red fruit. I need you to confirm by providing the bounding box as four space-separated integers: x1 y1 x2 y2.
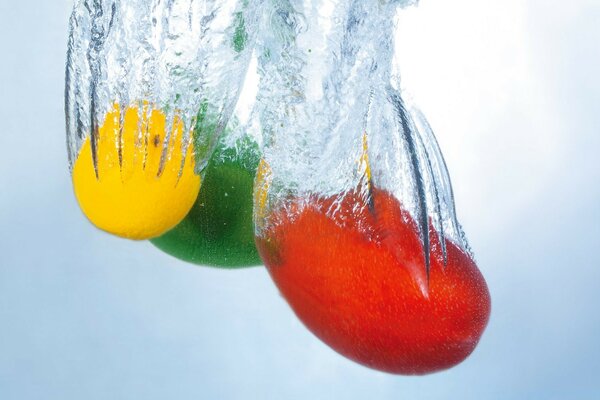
256 188 491 375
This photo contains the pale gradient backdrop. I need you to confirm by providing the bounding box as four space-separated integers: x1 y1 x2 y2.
1 0 599 398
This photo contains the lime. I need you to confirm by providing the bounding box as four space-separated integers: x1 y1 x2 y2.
150 137 261 267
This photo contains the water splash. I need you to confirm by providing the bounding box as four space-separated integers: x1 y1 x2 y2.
254 0 469 270
65 0 262 174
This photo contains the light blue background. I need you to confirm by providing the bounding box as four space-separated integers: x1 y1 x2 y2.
1 1 599 399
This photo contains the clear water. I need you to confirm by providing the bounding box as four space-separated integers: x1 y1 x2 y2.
65 0 263 174
254 0 472 265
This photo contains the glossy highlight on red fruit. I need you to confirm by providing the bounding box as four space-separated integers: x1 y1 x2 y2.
256 188 491 375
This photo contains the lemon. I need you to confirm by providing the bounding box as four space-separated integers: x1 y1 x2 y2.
72 104 201 240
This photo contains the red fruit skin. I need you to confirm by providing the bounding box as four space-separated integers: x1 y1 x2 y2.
257 188 491 375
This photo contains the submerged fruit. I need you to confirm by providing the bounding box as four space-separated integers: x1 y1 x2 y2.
72 104 201 240
257 187 490 375
150 139 261 267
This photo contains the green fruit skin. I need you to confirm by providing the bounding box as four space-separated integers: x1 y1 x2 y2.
150 141 262 268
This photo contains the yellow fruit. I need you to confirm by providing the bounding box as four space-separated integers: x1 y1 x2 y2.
72 103 201 240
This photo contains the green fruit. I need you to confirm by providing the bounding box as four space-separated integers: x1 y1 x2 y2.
150 137 262 268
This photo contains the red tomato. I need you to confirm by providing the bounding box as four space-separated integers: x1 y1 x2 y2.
257 188 491 375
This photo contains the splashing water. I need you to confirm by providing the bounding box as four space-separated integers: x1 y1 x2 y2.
254 0 469 288
65 0 262 239
254 0 490 375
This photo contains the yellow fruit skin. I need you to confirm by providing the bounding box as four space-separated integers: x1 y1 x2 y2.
72 104 201 240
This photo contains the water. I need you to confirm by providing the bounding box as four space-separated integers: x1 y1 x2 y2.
254 0 470 262
65 0 263 174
